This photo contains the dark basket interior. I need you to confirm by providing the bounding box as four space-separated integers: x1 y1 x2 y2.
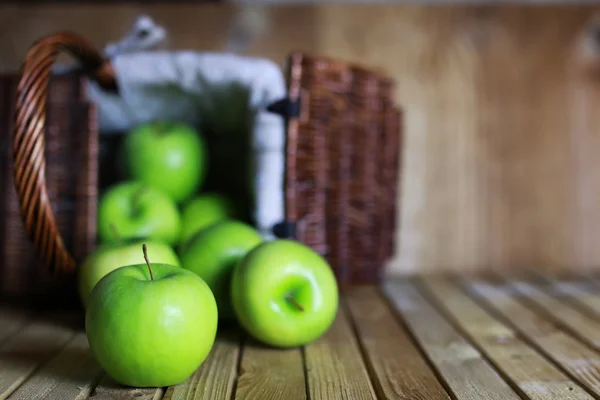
0 53 403 305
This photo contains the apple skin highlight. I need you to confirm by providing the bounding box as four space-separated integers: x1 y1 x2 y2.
180 220 263 320
78 239 180 308
230 239 339 348
85 262 218 388
97 181 182 246
120 120 207 205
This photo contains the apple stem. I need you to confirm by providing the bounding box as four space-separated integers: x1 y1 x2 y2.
110 223 123 245
142 244 155 281
285 294 304 312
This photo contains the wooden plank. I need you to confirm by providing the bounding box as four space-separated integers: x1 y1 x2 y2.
7 332 102 400
345 286 451 400
557 282 600 318
0 313 75 400
465 278 600 397
91 375 163 400
163 329 241 400
421 276 594 400
533 276 600 320
234 340 305 400
509 280 600 350
384 280 521 400
0 306 30 345
304 308 376 400
36 358 100 400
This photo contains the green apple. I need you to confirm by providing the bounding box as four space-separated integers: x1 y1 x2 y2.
231 239 339 348
97 181 182 246
86 245 218 388
180 193 237 246
180 220 262 319
120 120 206 204
78 239 180 308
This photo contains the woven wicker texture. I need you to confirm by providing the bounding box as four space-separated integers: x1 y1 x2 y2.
284 53 402 286
12 32 113 277
1 32 402 303
1 73 98 302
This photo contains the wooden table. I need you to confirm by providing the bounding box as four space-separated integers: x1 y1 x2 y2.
2 275 600 399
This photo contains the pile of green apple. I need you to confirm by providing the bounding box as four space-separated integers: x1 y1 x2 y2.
80 120 339 388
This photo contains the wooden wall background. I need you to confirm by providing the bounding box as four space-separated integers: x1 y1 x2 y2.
1 4 600 276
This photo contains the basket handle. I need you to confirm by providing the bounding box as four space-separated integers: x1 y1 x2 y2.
12 32 117 273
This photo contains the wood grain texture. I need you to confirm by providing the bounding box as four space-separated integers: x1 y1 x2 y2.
384 280 521 400
508 280 600 350
7 333 101 400
465 278 600 397
0 314 75 400
163 329 240 400
3 5 600 274
421 277 594 400
0 5 316 72
532 275 600 320
234 341 305 400
314 5 600 275
304 308 376 400
345 286 451 400
90 375 163 400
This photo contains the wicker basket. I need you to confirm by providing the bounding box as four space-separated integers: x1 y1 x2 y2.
0 32 402 305
272 54 403 285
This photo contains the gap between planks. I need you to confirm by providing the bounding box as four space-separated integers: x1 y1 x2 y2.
164 302 380 400
344 285 451 400
233 302 379 400
162 327 241 400
462 276 600 399
6 333 103 400
234 338 305 400
0 304 382 400
0 311 80 400
417 276 595 400
383 279 522 400
537 275 600 320
304 303 376 400
522 272 600 338
13 281 596 400
488 273 600 372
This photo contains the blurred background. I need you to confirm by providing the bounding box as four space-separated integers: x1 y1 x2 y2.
2 4 600 277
